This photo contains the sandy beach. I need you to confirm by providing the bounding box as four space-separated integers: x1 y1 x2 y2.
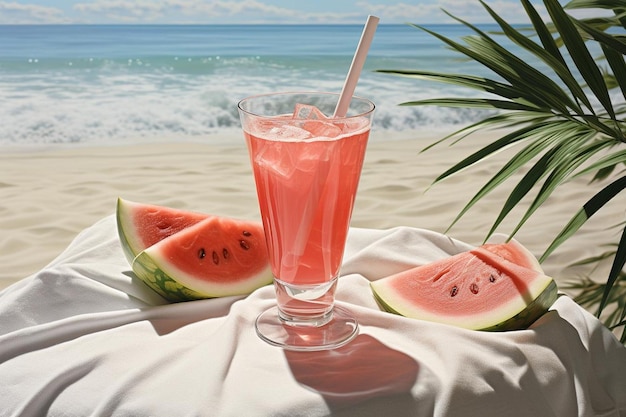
1 130 623 298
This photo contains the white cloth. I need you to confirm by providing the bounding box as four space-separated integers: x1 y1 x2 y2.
1 215 625 417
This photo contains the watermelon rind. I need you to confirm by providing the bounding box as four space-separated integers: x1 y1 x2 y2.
132 251 210 302
370 242 559 332
116 198 143 264
480 280 558 331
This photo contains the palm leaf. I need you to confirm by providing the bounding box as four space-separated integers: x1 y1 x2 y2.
565 0 626 30
400 98 544 111
565 272 626 342
439 126 564 232
419 111 556 152
521 0 568 65
540 175 626 262
432 123 556 183
599 224 626 316
405 23 576 114
601 43 626 102
545 0 616 119
485 0 591 113
447 12 584 115
376 69 541 104
501 135 612 239
566 0 624 8
575 18 626 55
571 148 626 179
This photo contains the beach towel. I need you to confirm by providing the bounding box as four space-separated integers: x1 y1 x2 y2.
1 214 625 416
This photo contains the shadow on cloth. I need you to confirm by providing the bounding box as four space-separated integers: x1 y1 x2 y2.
284 334 421 416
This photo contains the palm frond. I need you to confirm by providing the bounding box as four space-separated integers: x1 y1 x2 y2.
491 130 609 240
599 221 626 317
375 69 543 105
545 0 616 119
540 175 626 262
405 22 578 114
565 0 624 9
440 125 566 232
399 97 545 111
575 18 626 55
489 0 593 112
571 148 626 179
601 43 626 101
564 272 626 342
565 0 626 29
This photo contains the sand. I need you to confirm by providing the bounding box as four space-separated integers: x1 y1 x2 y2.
1 129 623 298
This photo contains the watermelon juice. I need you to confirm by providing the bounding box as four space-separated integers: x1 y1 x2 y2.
239 93 374 326
245 119 369 283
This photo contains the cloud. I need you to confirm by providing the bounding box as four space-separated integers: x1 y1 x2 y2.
71 0 373 24
0 1 69 23
0 0 575 25
73 0 164 22
164 0 299 20
73 0 341 23
355 1 440 21
356 0 545 24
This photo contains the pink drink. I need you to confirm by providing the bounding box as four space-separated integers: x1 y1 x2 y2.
245 116 370 287
241 92 374 334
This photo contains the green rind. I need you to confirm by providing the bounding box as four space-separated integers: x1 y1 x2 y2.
371 278 558 331
133 249 273 302
371 286 403 316
133 250 224 302
480 279 558 331
116 198 139 266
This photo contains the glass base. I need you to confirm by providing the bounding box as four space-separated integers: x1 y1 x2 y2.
255 305 359 351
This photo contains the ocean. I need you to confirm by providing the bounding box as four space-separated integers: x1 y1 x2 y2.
0 24 504 146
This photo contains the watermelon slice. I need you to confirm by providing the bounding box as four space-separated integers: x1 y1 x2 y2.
116 198 208 265
370 240 558 331
132 215 273 302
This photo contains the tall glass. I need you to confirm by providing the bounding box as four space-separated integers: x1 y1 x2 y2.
238 92 374 351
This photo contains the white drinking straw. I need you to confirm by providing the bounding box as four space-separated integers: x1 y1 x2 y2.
333 15 380 118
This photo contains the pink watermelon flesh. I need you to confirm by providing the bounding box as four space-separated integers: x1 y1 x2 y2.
132 215 272 300
481 239 543 273
117 198 208 264
371 240 557 331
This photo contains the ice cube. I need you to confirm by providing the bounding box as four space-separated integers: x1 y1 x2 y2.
254 140 296 178
292 103 328 120
255 139 325 180
292 103 344 138
302 120 342 138
341 117 369 133
269 124 312 141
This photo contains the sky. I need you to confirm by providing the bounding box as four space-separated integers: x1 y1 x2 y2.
0 0 570 25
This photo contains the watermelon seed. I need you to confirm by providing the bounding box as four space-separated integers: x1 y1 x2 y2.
240 240 250 250
157 222 171 230
470 283 479 294
223 248 230 259
198 248 206 259
242 230 252 237
212 251 219 265
489 274 496 283
450 286 458 297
